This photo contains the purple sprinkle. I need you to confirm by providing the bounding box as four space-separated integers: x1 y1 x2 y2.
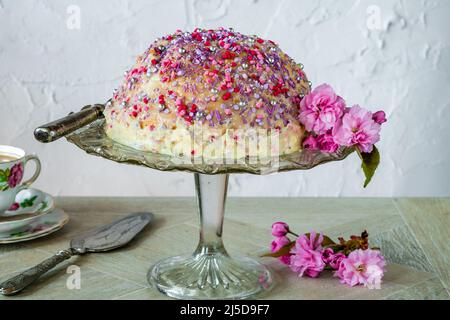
215 110 221 121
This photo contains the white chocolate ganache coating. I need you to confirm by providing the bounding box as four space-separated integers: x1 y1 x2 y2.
104 28 310 159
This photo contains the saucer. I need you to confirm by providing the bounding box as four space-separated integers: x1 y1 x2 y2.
2 188 55 216
0 188 55 234
0 208 69 244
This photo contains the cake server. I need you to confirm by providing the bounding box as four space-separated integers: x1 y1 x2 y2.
0 211 153 296
34 103 105 143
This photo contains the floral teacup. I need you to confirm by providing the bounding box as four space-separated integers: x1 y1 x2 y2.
0 145 41 214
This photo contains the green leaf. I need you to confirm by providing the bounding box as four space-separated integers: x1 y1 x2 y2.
261 241 295 258
20 195 38 208
0 169 7 183
357 146 380 188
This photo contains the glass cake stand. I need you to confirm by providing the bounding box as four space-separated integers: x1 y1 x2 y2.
40 115 354 300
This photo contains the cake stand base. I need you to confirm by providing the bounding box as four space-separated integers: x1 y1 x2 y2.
148 252 273 300
147 173 273 300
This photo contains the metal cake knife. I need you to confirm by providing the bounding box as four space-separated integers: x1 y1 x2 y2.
0 212 153 296
34 103 105 143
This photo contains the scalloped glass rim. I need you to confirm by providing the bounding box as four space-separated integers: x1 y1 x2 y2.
66 119 355 175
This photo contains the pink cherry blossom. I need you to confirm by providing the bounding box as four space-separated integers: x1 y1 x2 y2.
271 222 289 237
372 111 387 125
321 248 335 263
332 105 381 153
271 236 292 266
316 133 340 153
278 255 291 265
335 249 386 289
321 248 346 270
271 236 290 253
299 84 346 135
328 252 346 270
303 135 318 150
303 132 340 153
290 231 325 278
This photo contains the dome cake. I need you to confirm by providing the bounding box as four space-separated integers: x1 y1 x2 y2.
104 28 311 159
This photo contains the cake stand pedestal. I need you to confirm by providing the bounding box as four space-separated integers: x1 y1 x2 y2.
35 113 354 300
148 174 272 299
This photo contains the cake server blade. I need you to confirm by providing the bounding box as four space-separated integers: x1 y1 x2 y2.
0 212 153 296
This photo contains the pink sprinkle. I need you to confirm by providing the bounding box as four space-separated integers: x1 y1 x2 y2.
224 108 232 115
256 100 264 109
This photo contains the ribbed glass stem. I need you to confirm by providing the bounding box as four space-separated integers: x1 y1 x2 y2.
194 173 229 256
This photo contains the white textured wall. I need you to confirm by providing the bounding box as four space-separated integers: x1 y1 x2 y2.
1 0 449 197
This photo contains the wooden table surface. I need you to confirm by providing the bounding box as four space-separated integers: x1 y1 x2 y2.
0 197 448 300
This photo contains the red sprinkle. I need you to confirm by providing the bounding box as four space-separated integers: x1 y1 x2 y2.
222 92 232 101
221 50 236 60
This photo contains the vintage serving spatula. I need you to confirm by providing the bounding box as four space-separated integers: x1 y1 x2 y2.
0 212 153 296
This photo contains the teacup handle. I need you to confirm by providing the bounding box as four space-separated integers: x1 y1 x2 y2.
20 155 41 188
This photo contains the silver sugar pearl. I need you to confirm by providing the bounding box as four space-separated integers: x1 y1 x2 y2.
270 47 277 52
270 100 277 106
196 110 206 120
296 76 302 81
298 63 304 70
242 63 249 69
178 48 186 54
267 57 275 64
158 45 166 51
209 46 217 52
238 101 247 107
210 88 219 94
183 32 190 37
308 81 312 87
158 104 165 111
